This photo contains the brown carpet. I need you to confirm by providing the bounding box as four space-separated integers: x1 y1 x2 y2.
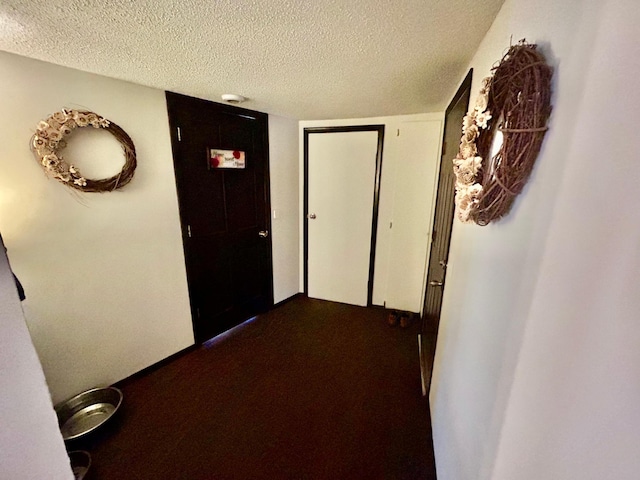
70 296 437 479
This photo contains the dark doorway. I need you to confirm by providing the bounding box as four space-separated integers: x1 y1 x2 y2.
420 70 473 390
166 92 273 343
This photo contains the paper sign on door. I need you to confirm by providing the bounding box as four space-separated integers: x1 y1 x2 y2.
208 149 246 169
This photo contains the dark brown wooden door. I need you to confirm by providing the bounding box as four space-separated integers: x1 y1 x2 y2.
419 71 472 395
422 70 473 328
166 92 273 343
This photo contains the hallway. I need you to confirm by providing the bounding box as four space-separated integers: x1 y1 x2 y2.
71 297 437 479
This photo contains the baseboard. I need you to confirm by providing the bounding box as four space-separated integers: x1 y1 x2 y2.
418 334 427 397
114 293 304 389
370 304 419 316
273 292 304 309
418 332 437 398
114 344 198 389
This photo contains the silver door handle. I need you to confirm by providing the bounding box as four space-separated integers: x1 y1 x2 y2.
429 280 443 287
308 213 316 219
258 230 269 238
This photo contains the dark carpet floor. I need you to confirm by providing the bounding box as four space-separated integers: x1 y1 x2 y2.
69 297 437 479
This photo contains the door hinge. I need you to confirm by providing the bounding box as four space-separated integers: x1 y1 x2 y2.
177 126 182 142
442 140 447 156
187 224 192 237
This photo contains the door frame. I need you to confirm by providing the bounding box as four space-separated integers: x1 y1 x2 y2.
303 125 385 307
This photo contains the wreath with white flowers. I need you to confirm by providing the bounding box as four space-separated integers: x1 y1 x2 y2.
454 41 552 225
31 109 136 192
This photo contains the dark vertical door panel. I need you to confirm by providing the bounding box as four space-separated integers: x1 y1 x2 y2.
420 71 473 396
423 70 473 329
166 92 273 343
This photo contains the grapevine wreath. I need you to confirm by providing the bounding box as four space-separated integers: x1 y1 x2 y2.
454 41 553 225
31 109 136 192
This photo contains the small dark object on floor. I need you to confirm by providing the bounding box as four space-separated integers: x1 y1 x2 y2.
387 310 399 326
68 450 91 480
400 312 413 328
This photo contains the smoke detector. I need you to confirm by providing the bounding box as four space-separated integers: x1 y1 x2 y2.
221 94 246 104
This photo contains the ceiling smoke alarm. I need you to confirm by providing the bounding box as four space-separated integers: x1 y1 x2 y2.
221 94 246 104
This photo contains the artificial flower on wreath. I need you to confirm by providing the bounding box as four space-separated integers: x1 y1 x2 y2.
31 109 110 187
453 77 493 223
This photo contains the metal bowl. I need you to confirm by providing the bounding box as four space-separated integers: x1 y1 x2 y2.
68 450 91 480
55 386 123 441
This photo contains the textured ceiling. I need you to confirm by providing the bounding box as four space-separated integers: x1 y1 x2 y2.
0 0 504 119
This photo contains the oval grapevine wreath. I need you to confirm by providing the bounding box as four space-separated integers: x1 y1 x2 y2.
454 41 553 225
31 109 136 192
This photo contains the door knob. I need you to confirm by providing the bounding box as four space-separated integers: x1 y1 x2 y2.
258 230 269 238
308 213 316 219
429 280 444 287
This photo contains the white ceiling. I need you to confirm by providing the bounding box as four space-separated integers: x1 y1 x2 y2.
0 0 504 119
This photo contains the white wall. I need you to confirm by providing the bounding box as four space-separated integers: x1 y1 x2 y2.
0 51 301 405
0 239 73 479
0 51 195 403
268 115 300 303
430 1 640 479
299 114 443 313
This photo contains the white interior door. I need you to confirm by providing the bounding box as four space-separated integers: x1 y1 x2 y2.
307 130 380 306
384 120 442 313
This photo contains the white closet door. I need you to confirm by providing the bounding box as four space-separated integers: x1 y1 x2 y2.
307 130 379 306
384 120 441 313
